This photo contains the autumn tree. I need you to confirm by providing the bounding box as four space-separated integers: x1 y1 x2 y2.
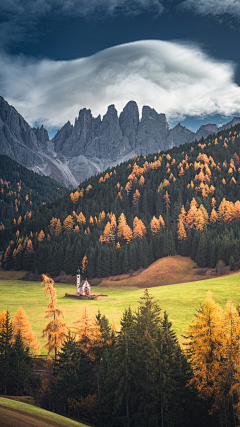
133 217 147 240
117 213 133 244
74 307 104 360
42 275 68 358
55 218 62 235
13 306 40 354
163 191 171 217
63 215 74 233
38 230 45 242
132 189 141 206
184 293 224 412
81 255 88 276
150 216 160 235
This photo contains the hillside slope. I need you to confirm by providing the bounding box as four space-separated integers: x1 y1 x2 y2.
100 255 212 288
2 123 240 277
0 155 67 232
0 397 88 427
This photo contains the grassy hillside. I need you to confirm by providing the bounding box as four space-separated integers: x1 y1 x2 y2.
0 397 88 427
100 254 215 287
1 267 240 351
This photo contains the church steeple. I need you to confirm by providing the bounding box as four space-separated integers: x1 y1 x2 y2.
76 266 81 294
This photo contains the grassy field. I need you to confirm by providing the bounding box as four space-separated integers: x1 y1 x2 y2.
0 397 88 427
0 267 240 351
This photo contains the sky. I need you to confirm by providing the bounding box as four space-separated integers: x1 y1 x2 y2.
1 0 240 138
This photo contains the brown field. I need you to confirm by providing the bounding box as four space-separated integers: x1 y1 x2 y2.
0 270 27 280
100 255 217 288
0 397 88 427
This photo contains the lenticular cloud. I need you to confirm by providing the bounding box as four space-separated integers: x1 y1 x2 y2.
1 40 240 129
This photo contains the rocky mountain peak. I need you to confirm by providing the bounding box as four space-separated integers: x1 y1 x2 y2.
32 125 49 148
119 100 139 150
2 96 240 187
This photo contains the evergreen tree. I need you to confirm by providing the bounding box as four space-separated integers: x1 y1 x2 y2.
196 233 209 267
11 330 32 396
0 311 13 395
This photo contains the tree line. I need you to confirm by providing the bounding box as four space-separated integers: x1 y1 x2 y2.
1 279 240 427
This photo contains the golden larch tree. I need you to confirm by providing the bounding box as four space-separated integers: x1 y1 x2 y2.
185 198 198 229
210 208 218 225
70 191 80 203
163 191 171 216
42 275 68 358
76 212 86 225
73 307 104 360
133 217 147 239
81 255 88 274
234 200 240 220
38 230 45 242
184 292 224 402
132 189 141 206
13 306 40 354
63 215 74 233
49 217 58 235
177 219 187 240
150 216 160 235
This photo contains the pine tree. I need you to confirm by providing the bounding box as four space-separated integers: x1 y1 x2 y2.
52 333 81 403
112 308 136 427
52 332 94 416
11 330 32 396
196 233 209 267
0 311 13 395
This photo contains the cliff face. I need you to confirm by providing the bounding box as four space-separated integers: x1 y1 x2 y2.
0 96 45 168
1 96 240 187
53 101 171 159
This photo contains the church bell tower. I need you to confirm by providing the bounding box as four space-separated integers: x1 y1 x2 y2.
76 266 81 294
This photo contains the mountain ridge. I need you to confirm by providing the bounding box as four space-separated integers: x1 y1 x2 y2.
1 96 240 186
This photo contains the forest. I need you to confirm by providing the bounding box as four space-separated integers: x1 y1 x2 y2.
2 124 240 277
0 154 67 232
1 276 240 427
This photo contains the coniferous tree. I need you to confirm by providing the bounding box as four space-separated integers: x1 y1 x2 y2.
42 275 68 358
196 233 209 267
0 311 14 395
11 330 32 396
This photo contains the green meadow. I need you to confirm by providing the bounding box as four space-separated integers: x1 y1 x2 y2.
0 272 240 352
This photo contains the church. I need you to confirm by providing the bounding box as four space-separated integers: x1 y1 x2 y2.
76 267 91 295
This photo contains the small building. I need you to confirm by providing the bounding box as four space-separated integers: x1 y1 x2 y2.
76 267 91 295
80 279 91 295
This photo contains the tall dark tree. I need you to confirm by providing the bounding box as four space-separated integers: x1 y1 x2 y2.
0 311 14 395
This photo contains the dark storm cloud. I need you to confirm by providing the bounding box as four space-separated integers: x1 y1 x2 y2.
0 0 165 47
180 0 240 21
